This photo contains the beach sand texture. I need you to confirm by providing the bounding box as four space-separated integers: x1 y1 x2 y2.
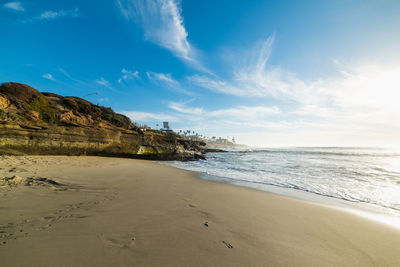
1 156 400 266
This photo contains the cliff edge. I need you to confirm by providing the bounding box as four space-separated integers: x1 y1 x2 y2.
0 82 206 160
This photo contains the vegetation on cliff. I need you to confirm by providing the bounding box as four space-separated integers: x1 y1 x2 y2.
0 82 134 129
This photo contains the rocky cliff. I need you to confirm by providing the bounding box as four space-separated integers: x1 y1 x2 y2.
0 82 206 160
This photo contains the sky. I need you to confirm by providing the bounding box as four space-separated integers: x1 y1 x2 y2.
1 0 400 147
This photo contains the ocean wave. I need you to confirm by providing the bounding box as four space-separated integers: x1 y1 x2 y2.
225 148 400 158
166 147 400 215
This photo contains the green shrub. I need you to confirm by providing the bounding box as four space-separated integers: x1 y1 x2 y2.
7 112 25 121
0 109 6 120
23 95 58 124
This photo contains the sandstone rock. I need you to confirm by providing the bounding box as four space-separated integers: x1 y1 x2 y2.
24 110 40 121
0 95 10 110
59 110 92 126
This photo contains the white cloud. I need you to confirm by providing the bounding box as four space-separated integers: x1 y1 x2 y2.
164 101 283 134
117 0 193 61
40 10 61 20
39 7 79 20
146 71 177 84
167 100 204 115
188 74 249 96
26 7 79 22
168 101 280 121
146 71 193 95
95 77 113 90
184 34 400 146
209 106 280 120
234 124 400 147
97 97 109 103
118 69 140 83
58 68 85 84
189 35 304 99
121 100 282 133
122 111 179 123
3 1 24 12
42 73 55 81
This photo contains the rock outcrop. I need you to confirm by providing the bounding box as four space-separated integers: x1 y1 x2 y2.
0 82 206 160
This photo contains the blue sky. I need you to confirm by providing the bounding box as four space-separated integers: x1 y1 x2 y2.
1 0 400 146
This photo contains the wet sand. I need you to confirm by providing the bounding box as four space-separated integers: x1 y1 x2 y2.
1 156 400 266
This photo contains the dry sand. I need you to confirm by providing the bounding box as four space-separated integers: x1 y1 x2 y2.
1 156 400 266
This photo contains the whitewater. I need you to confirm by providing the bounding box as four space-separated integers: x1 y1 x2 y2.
166 147 400 216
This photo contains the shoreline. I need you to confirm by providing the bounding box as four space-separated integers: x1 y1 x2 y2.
191 170 400 231
1 155 400 266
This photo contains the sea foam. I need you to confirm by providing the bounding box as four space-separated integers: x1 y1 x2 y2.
165 147 400 216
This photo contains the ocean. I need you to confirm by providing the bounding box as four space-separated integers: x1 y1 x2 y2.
165 147 400 219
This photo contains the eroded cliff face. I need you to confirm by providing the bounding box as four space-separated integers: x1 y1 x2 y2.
0 82 206 160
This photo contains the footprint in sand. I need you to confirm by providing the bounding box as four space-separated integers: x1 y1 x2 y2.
41 224 52 230
99 234 136 249
222 240 233 249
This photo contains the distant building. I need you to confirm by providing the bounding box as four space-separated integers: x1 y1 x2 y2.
138 124 152 132
161 121 173 133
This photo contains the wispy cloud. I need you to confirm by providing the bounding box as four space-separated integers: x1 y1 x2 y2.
97 97 109 103
116 0 211 73
58 68 85 84
117 0 191 60
37 7 79 20
123 99 281 130
146 71 193 95
167 100 204 115
188 35 299 99
95 77 114 90
118 69 140 83
168 101 280 122
42 73 55 81
209 106 280 119
185 34 400 145
146 71 178 84
122 111 179 122
120 101 289 144
22 7 79 23
188 74 248 96
3 1 25 12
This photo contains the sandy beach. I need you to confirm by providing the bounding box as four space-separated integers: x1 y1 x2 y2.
1 156 400 266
